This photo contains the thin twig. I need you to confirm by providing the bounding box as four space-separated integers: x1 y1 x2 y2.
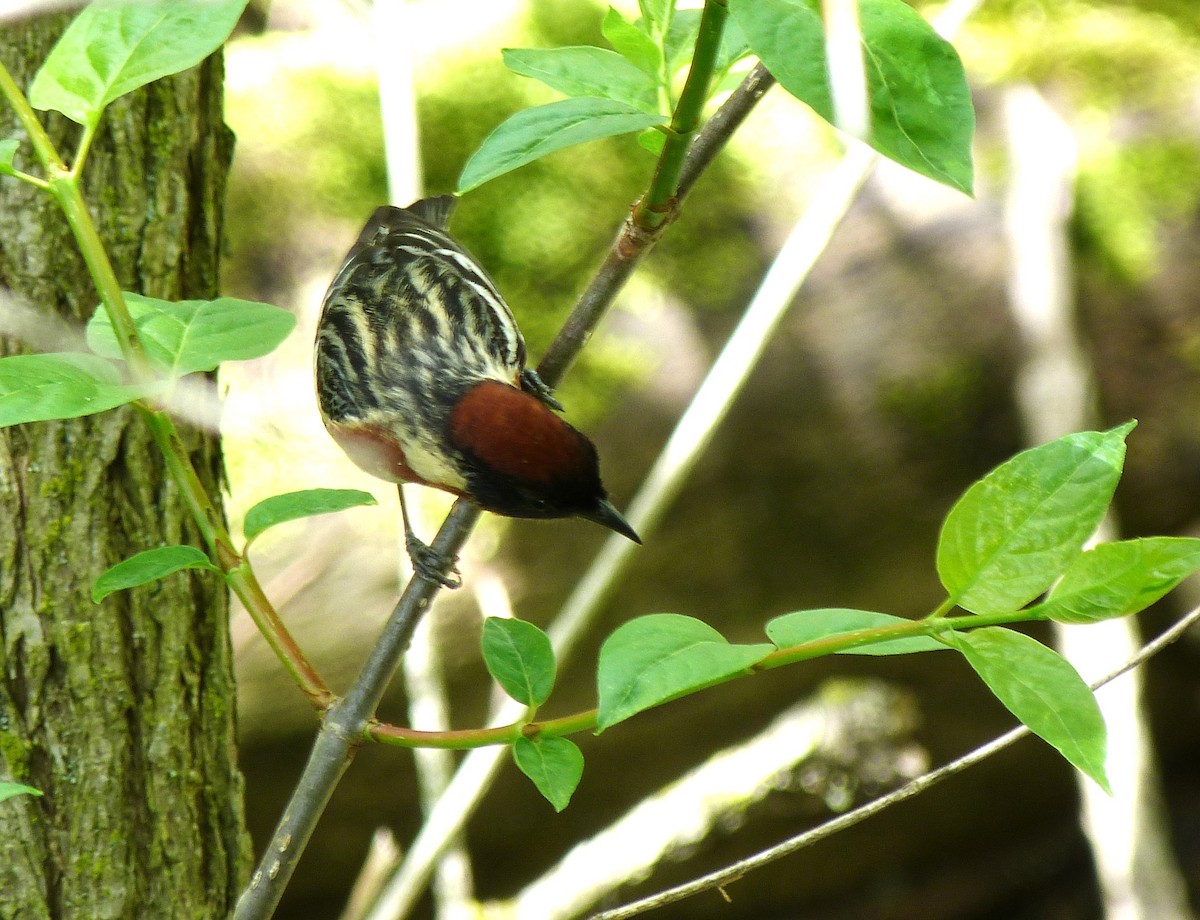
589 604 1200 920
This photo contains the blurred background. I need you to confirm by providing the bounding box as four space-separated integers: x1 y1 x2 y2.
217 1 1200 918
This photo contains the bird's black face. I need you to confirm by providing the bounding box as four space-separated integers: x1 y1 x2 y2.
463 460 641 544
464 462 606 521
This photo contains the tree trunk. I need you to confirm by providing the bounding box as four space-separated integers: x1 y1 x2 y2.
0 16 248 920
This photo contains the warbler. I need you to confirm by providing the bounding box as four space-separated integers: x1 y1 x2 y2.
315 195 640 586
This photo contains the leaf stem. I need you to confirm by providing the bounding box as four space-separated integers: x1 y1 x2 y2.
635 0 728 229
370 608 1054 751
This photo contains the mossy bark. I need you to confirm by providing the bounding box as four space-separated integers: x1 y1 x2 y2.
0 17 249 920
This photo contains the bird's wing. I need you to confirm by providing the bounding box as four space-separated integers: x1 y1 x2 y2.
315 198 531 427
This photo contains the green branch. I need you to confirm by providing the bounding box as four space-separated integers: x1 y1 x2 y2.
0 58 332 710
367 605 1053 751
635 0 729 229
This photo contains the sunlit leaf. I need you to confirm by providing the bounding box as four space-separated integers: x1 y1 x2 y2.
503 47 659 111
458 98 666 193
0 139 19 176
87 294 296 377
92 545 219 603
937 424 1133 615
512 736 583 812
947 627 1109 791
29 0 249 126
602 6 662 77
0 782 42 804
728 0 975 193
1035 537 1200 624
482 618 556 708
242 489 377 544
0 353 151 427
597 614 773 730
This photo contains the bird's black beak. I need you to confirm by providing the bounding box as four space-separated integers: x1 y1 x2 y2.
583 498 642 544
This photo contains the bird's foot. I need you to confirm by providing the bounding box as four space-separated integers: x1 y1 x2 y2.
519 368 564 412
405 535 462 589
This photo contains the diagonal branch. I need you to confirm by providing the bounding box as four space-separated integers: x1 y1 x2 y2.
235 40 777 920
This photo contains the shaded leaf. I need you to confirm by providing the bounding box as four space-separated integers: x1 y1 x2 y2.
482 618 556 708
664 10 703 77
243 488 377 544
947 627 1109 791
29 0 249 126
597 614 773 731
937 424 1133 615
0 353 151 427
87 294 295 377
766 608 945 656
1036 537 1200 624
458 98 666 193
728 0 974 193
0 782 42 804
512 736 583 812
503 47 659 111
92 545 219 603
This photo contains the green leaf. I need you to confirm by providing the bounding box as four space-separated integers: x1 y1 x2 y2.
482 618 556 708
664 10 703 77
92 545 219 603
602 6 662 77
715 16 754 77
0 138 18 176
503 47 660 112
1034 537 1200 625
937 424 1134 615
638 0 675 40
87 294 296 377
29 0 249 126
457 98 666 193
0 353 151 427
596 614 774 731
947 627 1109 791
0 782 42 804
637 128 666 155
728 0 975 194
243 488 378 545
766 608 945 656
512 736 584 812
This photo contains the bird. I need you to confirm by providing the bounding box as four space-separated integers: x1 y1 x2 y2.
314 195 640 587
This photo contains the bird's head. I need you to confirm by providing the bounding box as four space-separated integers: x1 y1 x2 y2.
448 380 640 543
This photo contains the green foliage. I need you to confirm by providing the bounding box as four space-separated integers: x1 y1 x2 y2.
86 294 296 377
0 782 42 804
1035 537 1200 624
0 138 17 175
29 0 249 127
596 614 773 730
466 0 973 193
766 608 945 656
92 545 220 603
0 353 154 427
481 618 557 708
512 736 584 812
502 47 659 110
459 97 667 193
728 0 974 193
946 627 1109 791
937 423 1132 614
242 489 378 545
